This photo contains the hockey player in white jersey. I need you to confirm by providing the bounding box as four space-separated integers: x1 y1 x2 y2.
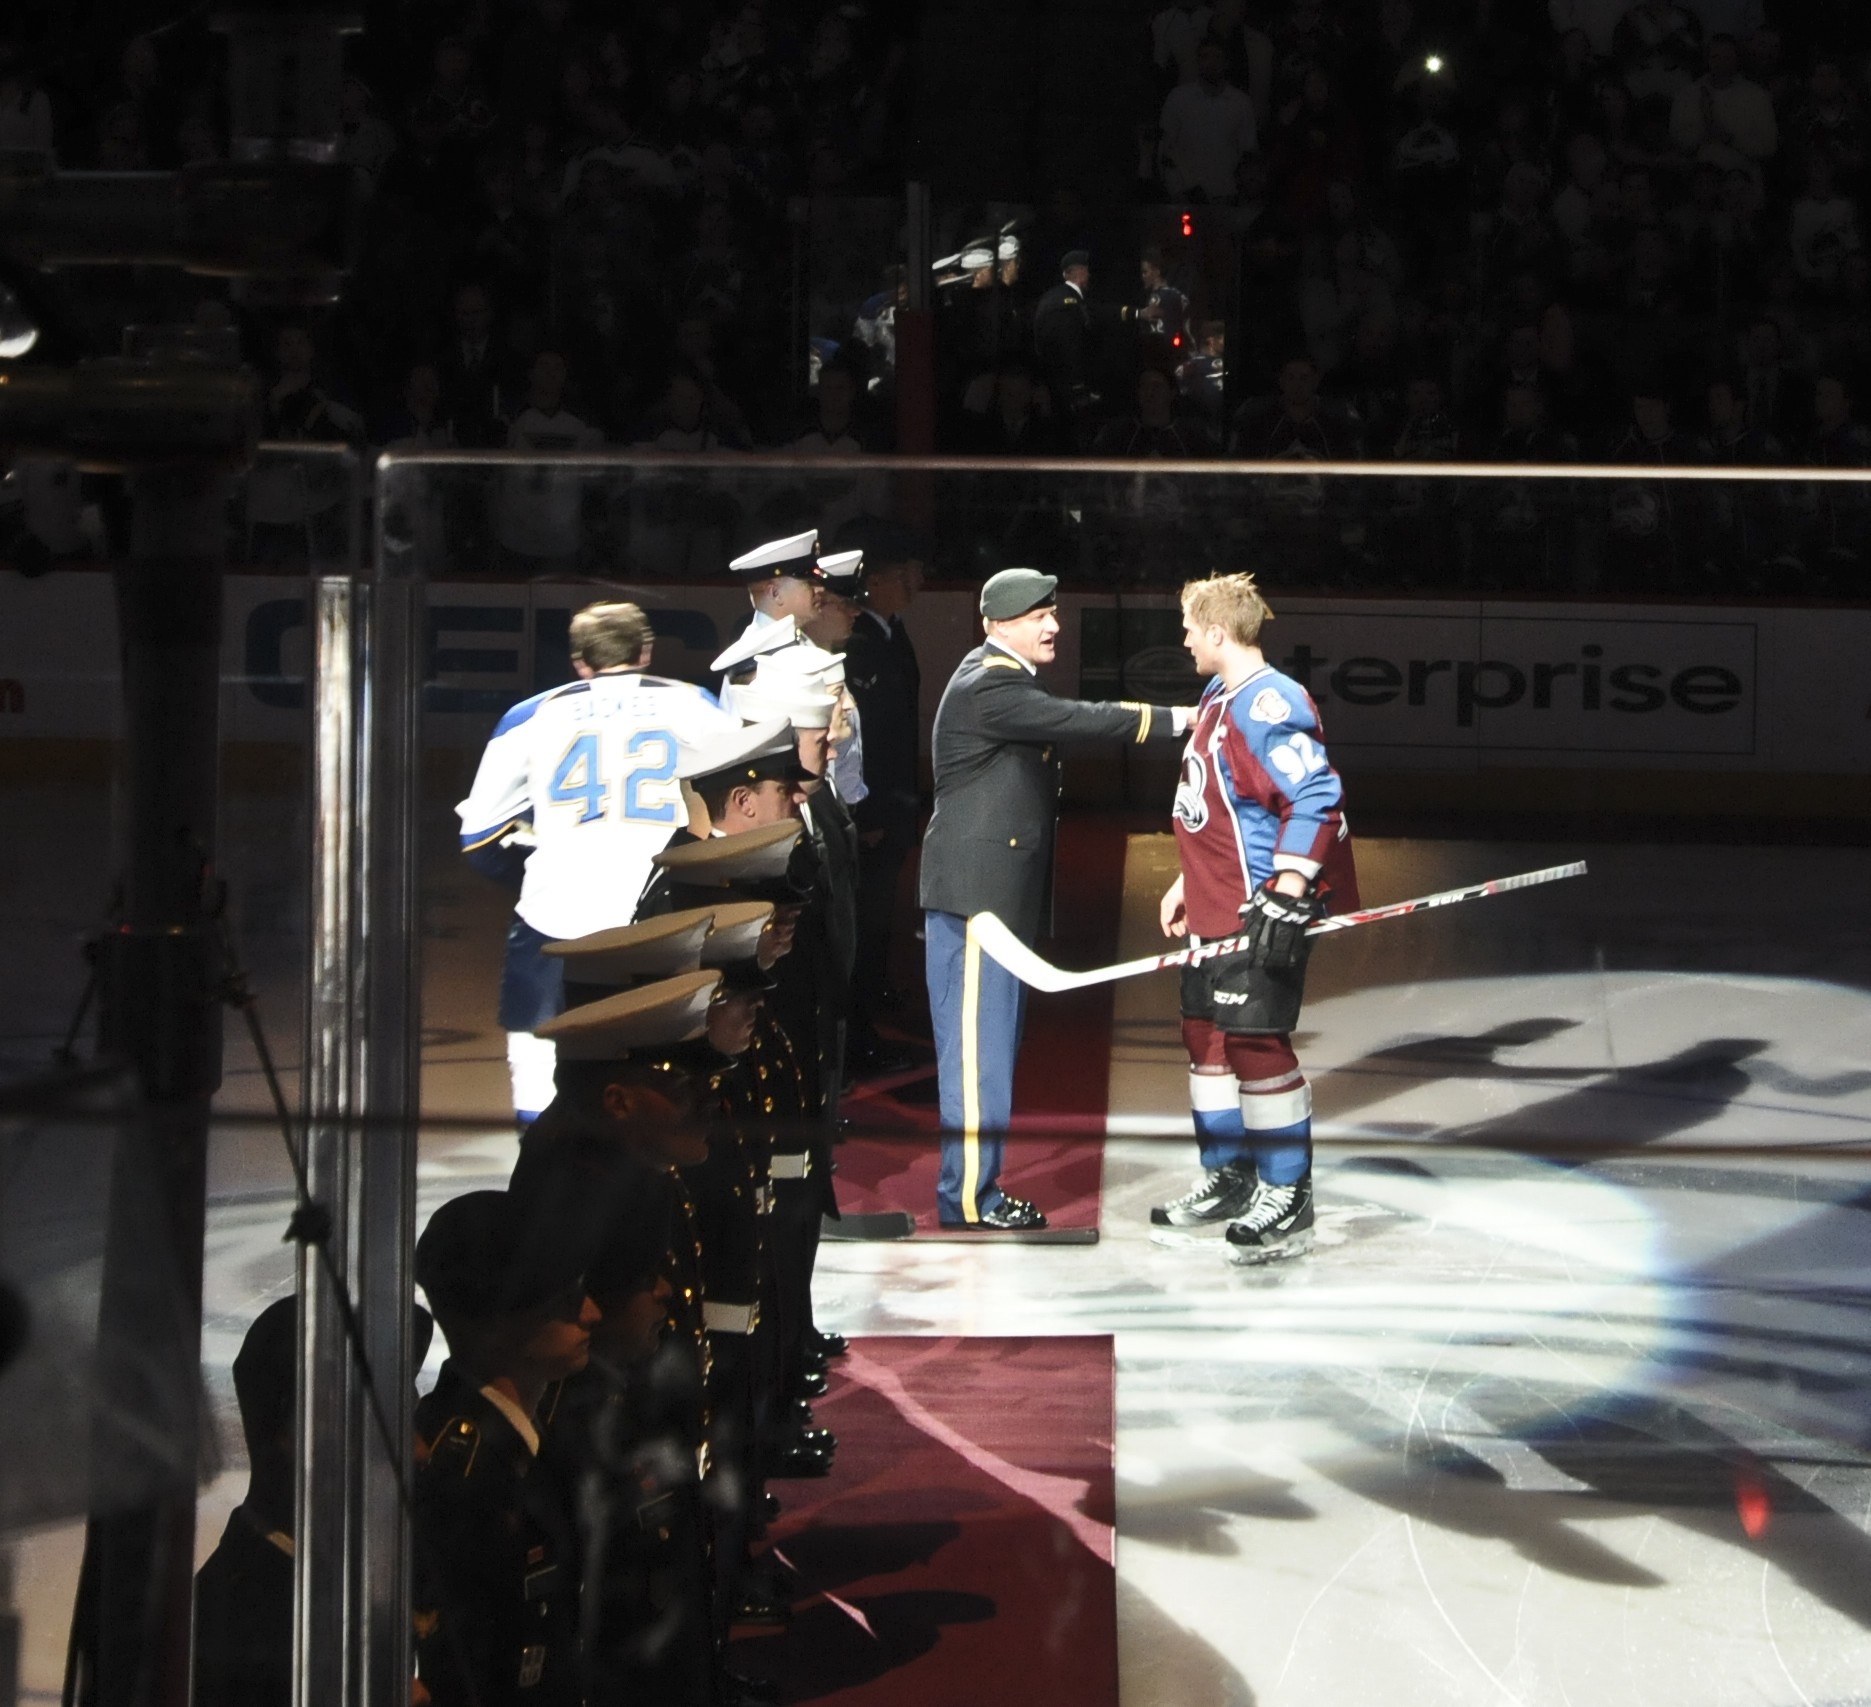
456 600 737 1120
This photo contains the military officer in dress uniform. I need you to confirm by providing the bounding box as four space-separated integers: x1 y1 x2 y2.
524 971 741 1705
921 568 1191 1229
1034 249 1096 418
724 528 823 653
192 1300 299 1707
838 521 925 1072
646 742 841 1456
539 909 813 1636
412 1189 599 1707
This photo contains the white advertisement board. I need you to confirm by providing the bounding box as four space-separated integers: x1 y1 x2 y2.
1 575 1866 777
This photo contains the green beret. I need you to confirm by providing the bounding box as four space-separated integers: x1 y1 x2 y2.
980 568 1059 622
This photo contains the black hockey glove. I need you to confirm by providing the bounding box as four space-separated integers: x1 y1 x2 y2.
1238 879 1323 971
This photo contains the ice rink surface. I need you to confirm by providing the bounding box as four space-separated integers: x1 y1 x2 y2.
6 806 1871 1705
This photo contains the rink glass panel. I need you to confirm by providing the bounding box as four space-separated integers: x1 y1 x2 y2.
0 445 351 1704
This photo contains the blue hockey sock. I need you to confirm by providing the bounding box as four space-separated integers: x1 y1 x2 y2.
1190 1070 1250 1171
1240 1072 1312 1186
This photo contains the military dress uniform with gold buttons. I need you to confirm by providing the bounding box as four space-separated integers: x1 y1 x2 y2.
413 1365 583 1707
920 570 1184 1226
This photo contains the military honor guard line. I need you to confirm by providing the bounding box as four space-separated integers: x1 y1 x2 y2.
197 525 1574 1707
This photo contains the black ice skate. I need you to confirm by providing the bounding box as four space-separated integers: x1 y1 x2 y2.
1224 1175 1314 1265
1149 1162 1257 1244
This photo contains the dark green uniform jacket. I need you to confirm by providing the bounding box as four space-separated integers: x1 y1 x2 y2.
919 641 1180 940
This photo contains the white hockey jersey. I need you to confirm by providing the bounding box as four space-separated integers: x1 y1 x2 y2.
457 672 736 940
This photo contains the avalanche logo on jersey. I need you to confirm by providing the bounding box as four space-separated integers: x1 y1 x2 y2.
1248 686 1293 724
1173 748 1211 833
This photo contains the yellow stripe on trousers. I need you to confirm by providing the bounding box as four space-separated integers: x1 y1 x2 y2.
960 916 983 1222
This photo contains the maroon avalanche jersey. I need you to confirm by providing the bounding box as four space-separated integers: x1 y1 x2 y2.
1172 667 1360 939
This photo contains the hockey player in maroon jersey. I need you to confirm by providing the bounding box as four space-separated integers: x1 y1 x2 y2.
1154 573 1359 1263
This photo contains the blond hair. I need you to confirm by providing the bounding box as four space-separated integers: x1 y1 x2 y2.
569 601 652 672
1180 573 1271 648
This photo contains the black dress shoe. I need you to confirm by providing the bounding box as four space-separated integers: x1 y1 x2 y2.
760 1491 781 1521
789 1398 818 1427
793 1367 829 1398
768 1442 834 1478
939 1195 1049 1231
731 1584 792 1626
809 1328 849 1359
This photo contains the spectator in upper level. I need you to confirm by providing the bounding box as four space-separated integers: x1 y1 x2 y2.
494 350 604 572
1270 0 1350 104
1269 64 1359 236
337 77 398 196
635 366 743 451
1230 351 1363 457
1552 132 1610 249
1669 33 1776 176
376 362 456 452
1159 39 1258 204
1799 369 1871 583
439 282 521 449
1808 370 1871 465
709 8 799 128
1681 0 1761 41
1476 161 1562 294
108 34 180 168
498 0 582 124
1091 365 1220 457
377 94 478 248
675 198 750 325
471 153 552 315
1495 378 1578 461
960 357 1067 454
791 357 871 454
426 37 497 146
1699 370 1781 461
248 323 365 567
1600 379 1693 589
1788 150 1860 289
1613 0 1702 108
1548 27 1610 141
1549 0 1635 58
1151 0 1210 92
0 40 55 157
1475 380 1579 589
670 314 754 445
1335 304 1406 441
1736 313 1806 443
1204 0 1275 125
1793 60 1867 188
1387 80 1464 267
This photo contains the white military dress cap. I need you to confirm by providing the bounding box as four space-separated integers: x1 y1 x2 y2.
728 529 820 581
711 615 799 676
723 672 837 730
675 717 798 784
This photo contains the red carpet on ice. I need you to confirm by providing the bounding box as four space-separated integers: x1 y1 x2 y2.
733 1335 1119 1706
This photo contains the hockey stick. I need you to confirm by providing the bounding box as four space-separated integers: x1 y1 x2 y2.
969 861 1588 994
